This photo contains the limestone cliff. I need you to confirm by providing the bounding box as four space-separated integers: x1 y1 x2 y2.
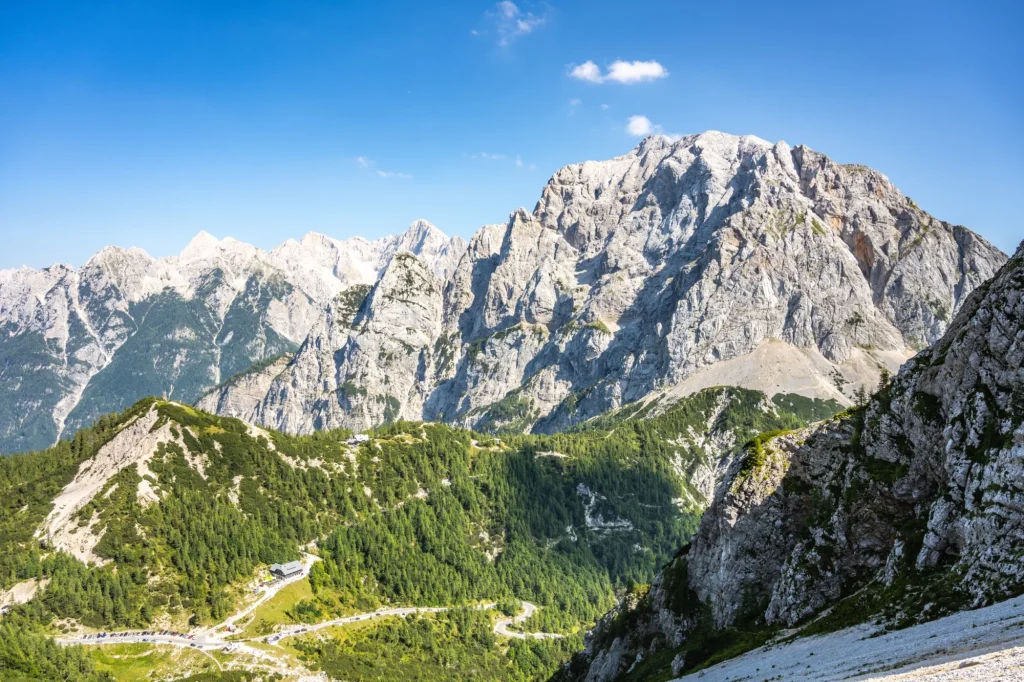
234 132 1005 436
556 240 1024 681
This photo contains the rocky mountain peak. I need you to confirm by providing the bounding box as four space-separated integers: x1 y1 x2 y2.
379 220 468 283
297 231 346 251
212 133 1005 439
360 250 443 345
85 244 153 266
178 230 224 262
400 219 447 249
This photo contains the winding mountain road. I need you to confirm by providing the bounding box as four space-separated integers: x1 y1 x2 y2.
493 600 565 640
265 600 563 643
55 557 561 678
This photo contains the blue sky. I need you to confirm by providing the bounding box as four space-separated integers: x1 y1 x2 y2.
1 0 1021 269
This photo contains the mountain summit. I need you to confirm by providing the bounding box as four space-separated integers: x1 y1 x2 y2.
201 132 1006 436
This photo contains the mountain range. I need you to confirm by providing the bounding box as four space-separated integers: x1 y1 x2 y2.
193 131 1004 438
0 220 465 454
0 132 1020 682
1 132 1005 457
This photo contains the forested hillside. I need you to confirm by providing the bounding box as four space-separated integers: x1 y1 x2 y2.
0 388 839 681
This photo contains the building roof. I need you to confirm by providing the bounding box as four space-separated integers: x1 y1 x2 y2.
269 560 303 575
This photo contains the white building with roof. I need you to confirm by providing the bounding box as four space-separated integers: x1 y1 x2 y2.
269 561 303 579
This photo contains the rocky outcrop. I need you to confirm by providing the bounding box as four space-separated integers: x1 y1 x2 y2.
555 240 1024 682
0 222 466 454
254 253 445 432
35 405 190 564
195 354 293 421
236 132 1005 436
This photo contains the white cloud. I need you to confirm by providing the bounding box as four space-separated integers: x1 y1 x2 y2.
569 61 603 83
568 59 668 84
600 103 610 110
497 0 518 18
356 156 411 178
606 60 668 84
376 170 413 179
478 1 547 47
626 115 657 136
569 97 582 106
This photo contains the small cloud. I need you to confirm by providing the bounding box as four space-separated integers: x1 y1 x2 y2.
478 1 547 48
600 103 610 110
376 170 413 179
569 97 582 107
569 59 668 84
569 61 603 83
356 156 411 178
606 60 668 84
626 115 660 136
497 0 518 18
468 152 534 170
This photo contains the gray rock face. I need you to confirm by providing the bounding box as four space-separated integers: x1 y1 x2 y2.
555 240 1024 682
234 131 1004 436
195 353 293 420
253 253 445 432
0 221 465 454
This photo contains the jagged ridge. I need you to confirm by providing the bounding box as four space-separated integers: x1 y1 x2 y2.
0 222 466 454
